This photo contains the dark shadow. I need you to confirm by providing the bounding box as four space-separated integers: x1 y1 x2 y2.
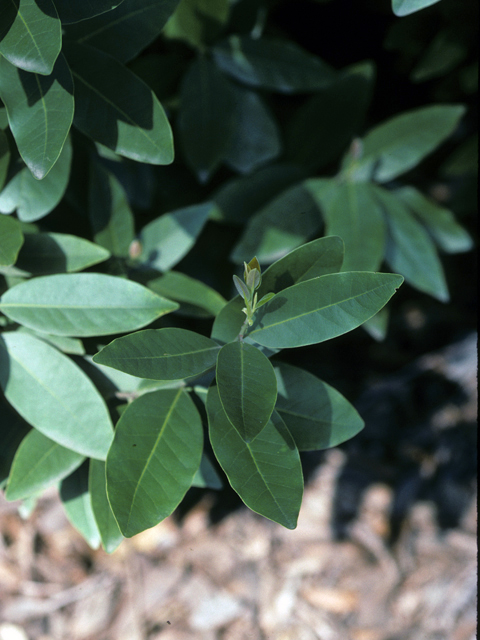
59 458 90 502
0 396 31 485
0 1 18 43
14 234 68 274
18 53 74 106
0 333 10 391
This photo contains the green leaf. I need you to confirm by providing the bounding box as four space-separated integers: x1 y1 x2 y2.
88 162 135 258
163 0 229 48
53 0 126 24
285 61 375 171
0 395 31 487
178 56 235 182
212 35 335 93
216 341 277 442
106 388 203 537
148 271 227 318
5 430 84 501
362 307 390 342
210 296 246 346
274 362 364 451
0 273 178 336
60 463 101 549
19 329 86 355
0 128 10 190
65 0 180 63
230 183 322 264
137 202 212 272
247 272 404 349
93 327 220 380
207 386 303 529
392 0 442 17
11 232 110 275
0 215 23 266
191 452 223 489
0 0 61 75
89 459 123 553
306 179 386 271
0 54 74 179
411 27 467 83
372 185 449 301
223 84 281 174
358 105 466 183
0 135 72 221
394 186 473 253
63 41 173 165
0 332 113 459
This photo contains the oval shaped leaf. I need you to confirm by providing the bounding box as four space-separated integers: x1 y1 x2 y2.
0 0 61 75
6 430 85 501
274 362 364 451
63 41 173 165
89 459 123 553
248 272 404 349
212 35 335 93
0 332 113 459
216 341 277 442
0 273 178 337
207 386 303 529
106 388 203 537
60 463 101 549
148 271 227 318
0 214 23 266
93 327 220 380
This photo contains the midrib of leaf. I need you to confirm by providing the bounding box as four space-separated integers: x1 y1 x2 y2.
11 441 72 490
12 0 49 70
106 345 220 362
124 387 183 532
76 4 159 43
34 72 49 168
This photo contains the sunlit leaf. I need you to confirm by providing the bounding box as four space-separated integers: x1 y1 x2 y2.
148 271 227 318
0 215 23 266
392 0 442 17
89 459 123 553
60 463 101 549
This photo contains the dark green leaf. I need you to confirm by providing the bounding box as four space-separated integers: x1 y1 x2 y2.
88 162 135 258
93 327 220 380
178 56 235 182
210 296 246 345
0 129 10 190
0 54 73 179
0 215 23 266
274 362 364 451
372 185 449 301
0 273 178 336
411 27 467 82
65 0 180 63
216 341 277 442
247 272 404 349
0 332 113 459
207 386 303 529
230 183 322 264
148 271 227 318
137 202 212 272
60 463 101 549
212 35 335 93
0 396 31 487
89 459 123 553
0 0 61 75
5 430 84 501
392 0 442 17
106 388 203 537
64 41 173 165
163 0 229 48
54 0 125 24
0 135 72 221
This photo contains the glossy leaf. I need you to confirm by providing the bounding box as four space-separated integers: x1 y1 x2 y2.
231 183 322 264
216 341 277 442
0 54 74 179
0 273 178 337
274 362 364 451
191 452 223 489
307 179 386 271
163 0 229 48
64 41 173 165
246 272 404 349
207 386 303 529
65 0 180 63
0 135 72 222
224 84 281 174
0 0 61 75
137 202 212 272
88 163 135 258
212 35 335 93
359 105 466 183
93 327 220 380
0 128 9 190
392 0 441 16
54 0 125 24
372 185 449 301
5 430 85 501
178 56 235 182
0 396 31 487
0 332 113 459
394 186 473 253
0 215 23 266
106 388 203 537
89 459 123 553
60 463 101 549
148 271 227 318
12 232 110 275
